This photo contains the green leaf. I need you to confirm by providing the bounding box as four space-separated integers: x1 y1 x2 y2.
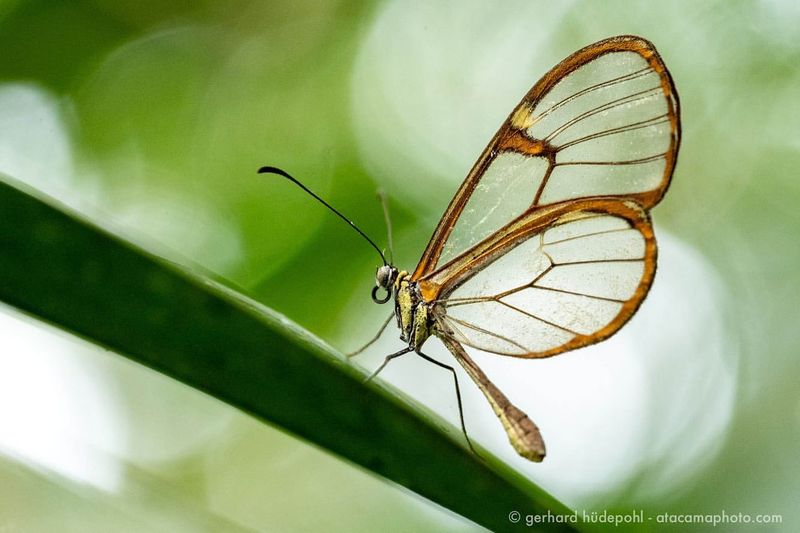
0 176 577 532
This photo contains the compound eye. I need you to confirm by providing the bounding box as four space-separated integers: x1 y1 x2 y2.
371 285 391 304
376 265 391 287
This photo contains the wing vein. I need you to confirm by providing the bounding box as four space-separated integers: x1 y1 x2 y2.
544 226 632 246
443 297 494 307
489 265 555 301
444 316 530 352
544 86 662 144
554 152 668 167
557 113 670 151
530 284 628 303
531 66 653 127
496 300 582 336
552 258 645 266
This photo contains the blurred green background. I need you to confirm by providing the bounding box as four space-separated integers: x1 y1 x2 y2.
0 0 798 531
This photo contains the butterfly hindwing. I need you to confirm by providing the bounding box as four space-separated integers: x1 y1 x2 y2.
429 200 655 358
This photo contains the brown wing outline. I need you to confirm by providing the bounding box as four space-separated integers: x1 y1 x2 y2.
411 35 680 281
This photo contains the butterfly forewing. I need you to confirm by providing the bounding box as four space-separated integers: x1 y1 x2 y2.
412 35 679 278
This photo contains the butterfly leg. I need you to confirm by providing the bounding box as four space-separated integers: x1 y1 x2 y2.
347 311 395 358
365 346 412 382
415 349 481 460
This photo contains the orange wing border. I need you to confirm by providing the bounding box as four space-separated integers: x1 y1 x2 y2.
412 35 680 280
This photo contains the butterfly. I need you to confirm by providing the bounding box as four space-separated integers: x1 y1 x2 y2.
261 34 680 462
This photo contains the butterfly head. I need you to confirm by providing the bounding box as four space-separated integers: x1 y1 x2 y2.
372 265 398 304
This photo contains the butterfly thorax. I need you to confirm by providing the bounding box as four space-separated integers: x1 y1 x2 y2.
393 271 434 349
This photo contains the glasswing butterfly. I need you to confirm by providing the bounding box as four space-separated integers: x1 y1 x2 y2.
260 35 680 462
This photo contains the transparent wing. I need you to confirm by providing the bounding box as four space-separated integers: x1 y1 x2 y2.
412 35 679 279
432 201 656 358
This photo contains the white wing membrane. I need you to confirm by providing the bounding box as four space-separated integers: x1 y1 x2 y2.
446 300 575 354
438 152 548 266
537 261 645 301
527 49 672 206
502 288 622 336
439 211 652 357
544 228 646 263
544 157 667 204
530 54 657 138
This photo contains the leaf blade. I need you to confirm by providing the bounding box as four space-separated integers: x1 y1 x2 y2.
0 176 577 532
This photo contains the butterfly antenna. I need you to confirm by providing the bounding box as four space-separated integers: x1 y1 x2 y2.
258 166 388 266
376 189 394 264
